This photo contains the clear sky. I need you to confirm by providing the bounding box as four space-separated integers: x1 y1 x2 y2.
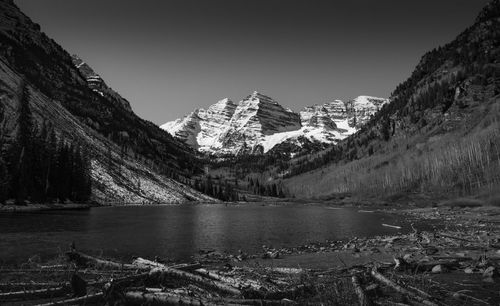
15 0 489 125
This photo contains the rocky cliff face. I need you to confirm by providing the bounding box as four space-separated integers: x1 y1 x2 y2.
71 55 132 112
162 92 388 155
0 0 213 203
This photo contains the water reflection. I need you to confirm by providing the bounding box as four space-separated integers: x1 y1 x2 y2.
0 204 431 264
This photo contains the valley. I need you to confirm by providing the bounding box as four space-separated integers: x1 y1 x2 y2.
0 0 499 304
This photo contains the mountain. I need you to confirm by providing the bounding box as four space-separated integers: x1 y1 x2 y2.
265 96 388 155
281 0 500 200
0 0 214 203
162 92 388 155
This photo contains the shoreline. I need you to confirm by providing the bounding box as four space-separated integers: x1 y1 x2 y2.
2 205 499 304
0 203 92 213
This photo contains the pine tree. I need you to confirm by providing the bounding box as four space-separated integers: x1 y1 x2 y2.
10 84 35 204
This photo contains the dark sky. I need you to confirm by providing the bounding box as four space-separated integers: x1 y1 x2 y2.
16 0 489 124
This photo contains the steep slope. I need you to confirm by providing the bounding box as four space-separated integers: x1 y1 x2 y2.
282 0 500 200
217 91 302 154
161 98 237 151
162 92 387 155
71 55 132 112
0 0 213 203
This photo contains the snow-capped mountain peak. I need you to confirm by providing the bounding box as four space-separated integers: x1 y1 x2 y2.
161 92 388 155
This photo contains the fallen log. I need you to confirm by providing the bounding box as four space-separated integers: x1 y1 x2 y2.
33 292 104 306
103 272 153 304
438 234 474 243
149 267 242 296
0 286 70 301
132 257 201 271
106 271 151 290
39 264 68 270
194 268 262 291
351 275 371 306
370 269 437 306
0 282 68 290
431 256 473 261
66 251 136 269
451 290 490 305
132 257 168 269
0 269 73 273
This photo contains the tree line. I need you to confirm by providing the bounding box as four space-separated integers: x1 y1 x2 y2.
247 177 287 198
192 176 239 202
0 85 92 204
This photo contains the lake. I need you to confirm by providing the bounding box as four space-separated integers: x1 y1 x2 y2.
0 204 433 264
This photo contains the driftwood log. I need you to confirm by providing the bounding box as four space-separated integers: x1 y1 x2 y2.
0 286 70 301
0 282 68 290
370 269 437 306
33 292 104 306
149 267 242 296
132 257 201 271
66 251 136 269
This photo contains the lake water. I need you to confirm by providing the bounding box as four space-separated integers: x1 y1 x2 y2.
0 204 433 264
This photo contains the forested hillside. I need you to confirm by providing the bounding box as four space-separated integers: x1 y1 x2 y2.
282 0 500 200
0 0 214 204
0 83 91 204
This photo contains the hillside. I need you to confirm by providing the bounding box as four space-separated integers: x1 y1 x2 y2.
0 0 214 203
282 0 500 201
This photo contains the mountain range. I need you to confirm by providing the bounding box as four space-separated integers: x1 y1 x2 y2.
161 91 388 155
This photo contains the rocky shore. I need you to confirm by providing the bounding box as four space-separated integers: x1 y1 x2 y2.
1 205 499 305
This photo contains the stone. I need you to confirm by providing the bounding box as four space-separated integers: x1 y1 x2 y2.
431 265 444 273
